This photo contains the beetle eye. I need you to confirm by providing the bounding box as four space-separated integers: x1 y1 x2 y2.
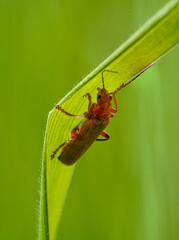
110 95 112 100
97 95 101 99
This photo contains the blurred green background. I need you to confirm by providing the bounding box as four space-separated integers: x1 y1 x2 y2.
0 0 179 239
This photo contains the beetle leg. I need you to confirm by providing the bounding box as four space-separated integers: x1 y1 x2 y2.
83 93 92 112
58 142 71 160
96 131 110 141
109 62 155 95
111 94 118 113
70 125 80 139
51 142 67 160
55 104 84 118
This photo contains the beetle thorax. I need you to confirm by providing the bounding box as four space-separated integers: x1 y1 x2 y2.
94 102 112 119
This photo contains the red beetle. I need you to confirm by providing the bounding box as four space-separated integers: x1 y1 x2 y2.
51 64 154 165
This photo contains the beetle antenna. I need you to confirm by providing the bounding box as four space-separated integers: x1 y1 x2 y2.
101 70 118 89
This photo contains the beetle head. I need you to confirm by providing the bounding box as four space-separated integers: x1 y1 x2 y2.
96 87 112 104
96 70 117 104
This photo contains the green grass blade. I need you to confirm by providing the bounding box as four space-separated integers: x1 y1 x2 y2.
38 121 49 240
39 1 179 239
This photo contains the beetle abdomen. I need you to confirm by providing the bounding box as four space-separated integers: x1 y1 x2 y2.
59 117 109 165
